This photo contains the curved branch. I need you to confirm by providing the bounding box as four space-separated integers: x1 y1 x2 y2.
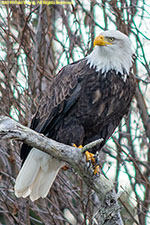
0 116 123 225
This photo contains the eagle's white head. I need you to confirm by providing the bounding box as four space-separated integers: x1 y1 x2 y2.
87 30 133 75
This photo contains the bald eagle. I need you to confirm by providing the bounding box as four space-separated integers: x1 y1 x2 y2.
15 30 136 201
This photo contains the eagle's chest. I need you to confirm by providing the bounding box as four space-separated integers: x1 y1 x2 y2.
75 71 134 128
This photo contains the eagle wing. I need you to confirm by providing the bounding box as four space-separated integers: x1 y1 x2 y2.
31 59 87 133
20 58 88 161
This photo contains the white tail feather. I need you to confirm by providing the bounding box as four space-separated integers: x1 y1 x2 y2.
14 148 64 201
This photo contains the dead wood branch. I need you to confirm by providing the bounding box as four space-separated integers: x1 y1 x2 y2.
0 115 123 225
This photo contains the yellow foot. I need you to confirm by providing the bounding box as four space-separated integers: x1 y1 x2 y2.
85 151 100 176
85 151 96 164
93 165 100 176
72 144 83 148
73 144 100 176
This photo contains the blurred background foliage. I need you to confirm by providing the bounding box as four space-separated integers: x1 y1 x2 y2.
0 0 150 224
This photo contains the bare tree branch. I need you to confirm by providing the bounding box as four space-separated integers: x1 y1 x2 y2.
0 115 123 225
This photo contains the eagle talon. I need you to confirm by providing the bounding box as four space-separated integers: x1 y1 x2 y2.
93 155 99 165
93 165 100 176
85 151 95 164
72 144 83 149
73 146 100 175
85 151 100 175
87 161 92 169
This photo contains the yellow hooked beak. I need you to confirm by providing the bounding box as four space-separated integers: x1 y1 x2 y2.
93 35 112 47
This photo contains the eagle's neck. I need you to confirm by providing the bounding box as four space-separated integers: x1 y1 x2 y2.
86 46 132 75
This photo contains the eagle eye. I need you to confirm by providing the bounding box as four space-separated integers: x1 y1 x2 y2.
107 37 115 42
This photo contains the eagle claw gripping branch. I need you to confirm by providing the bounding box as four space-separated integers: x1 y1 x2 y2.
85 151 100 176
73 144 100 176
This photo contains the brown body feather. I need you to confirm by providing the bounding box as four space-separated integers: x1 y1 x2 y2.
21 58 136 162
